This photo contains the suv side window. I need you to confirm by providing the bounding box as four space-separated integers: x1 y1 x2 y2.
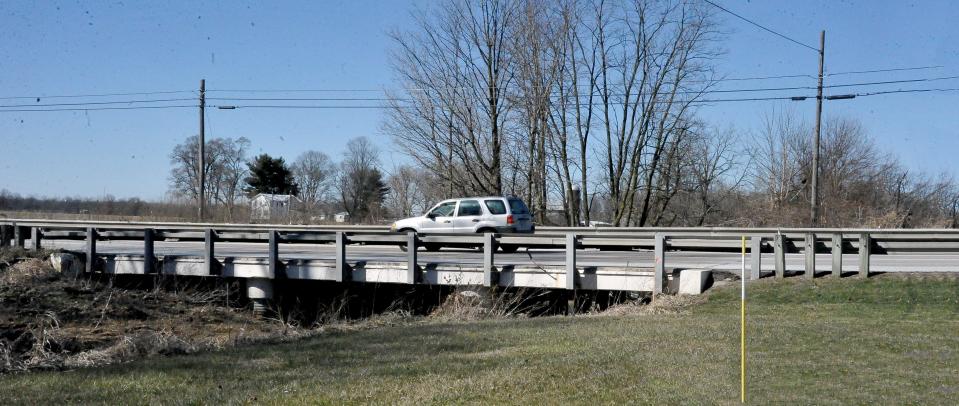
484 199 507 215
508 198 529 215
428 202 457 217
457 200 482 216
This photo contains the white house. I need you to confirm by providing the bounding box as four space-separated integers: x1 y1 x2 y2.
250 194 300 222
333 211 350 223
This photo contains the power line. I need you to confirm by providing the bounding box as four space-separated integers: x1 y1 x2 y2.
4 86 956 113
208 97 397 102
208 89 385 93
210 96 812 110
854 87 959 97
0 105 197 113
0 65 938 101
205 68 948 95
827 75 959 89
716 73 815 81
0 90 195 101
0 98 196 109
702 0 819 52
827 65 943 77
2 75 950 109
210 77 959 101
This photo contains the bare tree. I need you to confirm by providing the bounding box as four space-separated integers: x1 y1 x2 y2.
168 135 250 220
688 125 744 225
588 0 721 226
385 0 519 196
509 0 570 223
293 151 336 213
547 0 601 226
748 108 810 212
385 165 443 218
211 137 251 220
338 137 389 222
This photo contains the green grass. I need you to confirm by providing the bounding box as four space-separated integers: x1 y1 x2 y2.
3 275 958 404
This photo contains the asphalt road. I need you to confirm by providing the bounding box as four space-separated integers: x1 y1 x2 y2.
39 239 959 274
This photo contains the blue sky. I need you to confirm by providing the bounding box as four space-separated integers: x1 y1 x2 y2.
0 0 957 200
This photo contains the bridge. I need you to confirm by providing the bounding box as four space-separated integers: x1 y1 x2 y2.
3 219 959 306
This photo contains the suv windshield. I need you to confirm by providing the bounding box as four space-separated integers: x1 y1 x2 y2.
428 201 456 217
508 198 529 215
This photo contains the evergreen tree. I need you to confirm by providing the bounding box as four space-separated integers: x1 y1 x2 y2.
244 154 299 196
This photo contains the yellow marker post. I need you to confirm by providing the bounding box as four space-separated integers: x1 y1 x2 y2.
740 236 746 403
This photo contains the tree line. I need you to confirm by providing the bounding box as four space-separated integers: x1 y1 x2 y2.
167 135 390 223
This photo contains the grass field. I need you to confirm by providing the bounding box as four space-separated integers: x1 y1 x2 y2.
3 274 957 404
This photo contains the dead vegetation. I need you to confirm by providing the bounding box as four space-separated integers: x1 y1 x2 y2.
601 293 708 317
429 287 554 321
0 249 301 374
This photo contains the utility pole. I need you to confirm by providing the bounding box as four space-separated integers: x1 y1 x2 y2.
198 79 206 221
811 31 825 226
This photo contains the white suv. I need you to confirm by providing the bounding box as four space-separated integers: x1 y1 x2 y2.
390 196 535 252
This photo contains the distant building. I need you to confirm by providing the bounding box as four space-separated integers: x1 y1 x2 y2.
333 211 350 223
250 194 301 222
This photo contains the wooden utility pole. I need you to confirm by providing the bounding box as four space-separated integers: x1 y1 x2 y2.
811 31 825 226
198 79 206 221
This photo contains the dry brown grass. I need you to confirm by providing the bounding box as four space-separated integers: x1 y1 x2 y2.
600 292 707 316
429 287 555 322
0 258 55 285
0 249 307 374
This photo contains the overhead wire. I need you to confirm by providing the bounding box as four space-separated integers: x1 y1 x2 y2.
0 90 196 100
4 85 955 113
0 105 196 113
1 72 955 113
0 65 944 102
702 0 819 52
826 75 959 89
0 98 197 109
853 87 959 97
208 95 814 110
827 65 943 77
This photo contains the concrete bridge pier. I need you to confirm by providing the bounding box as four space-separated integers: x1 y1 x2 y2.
246 278 274 315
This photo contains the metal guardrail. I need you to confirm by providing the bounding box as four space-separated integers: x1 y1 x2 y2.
5 217 959 234
3 218 959 293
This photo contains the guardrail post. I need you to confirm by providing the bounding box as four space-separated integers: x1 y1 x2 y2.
858 233 870 277
774 233 785 278
268 230 281 279
205 228 219 275
750 236 762 280
203 228 220 275
335 232 350 282
406 231 417 284
484 233 496 287
565 233 577 290
144 228 156 274
831 233 842 277
0 225 10 247
85 227 97 273
804 232 816 279
654 233 665 294
29 227 42 251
